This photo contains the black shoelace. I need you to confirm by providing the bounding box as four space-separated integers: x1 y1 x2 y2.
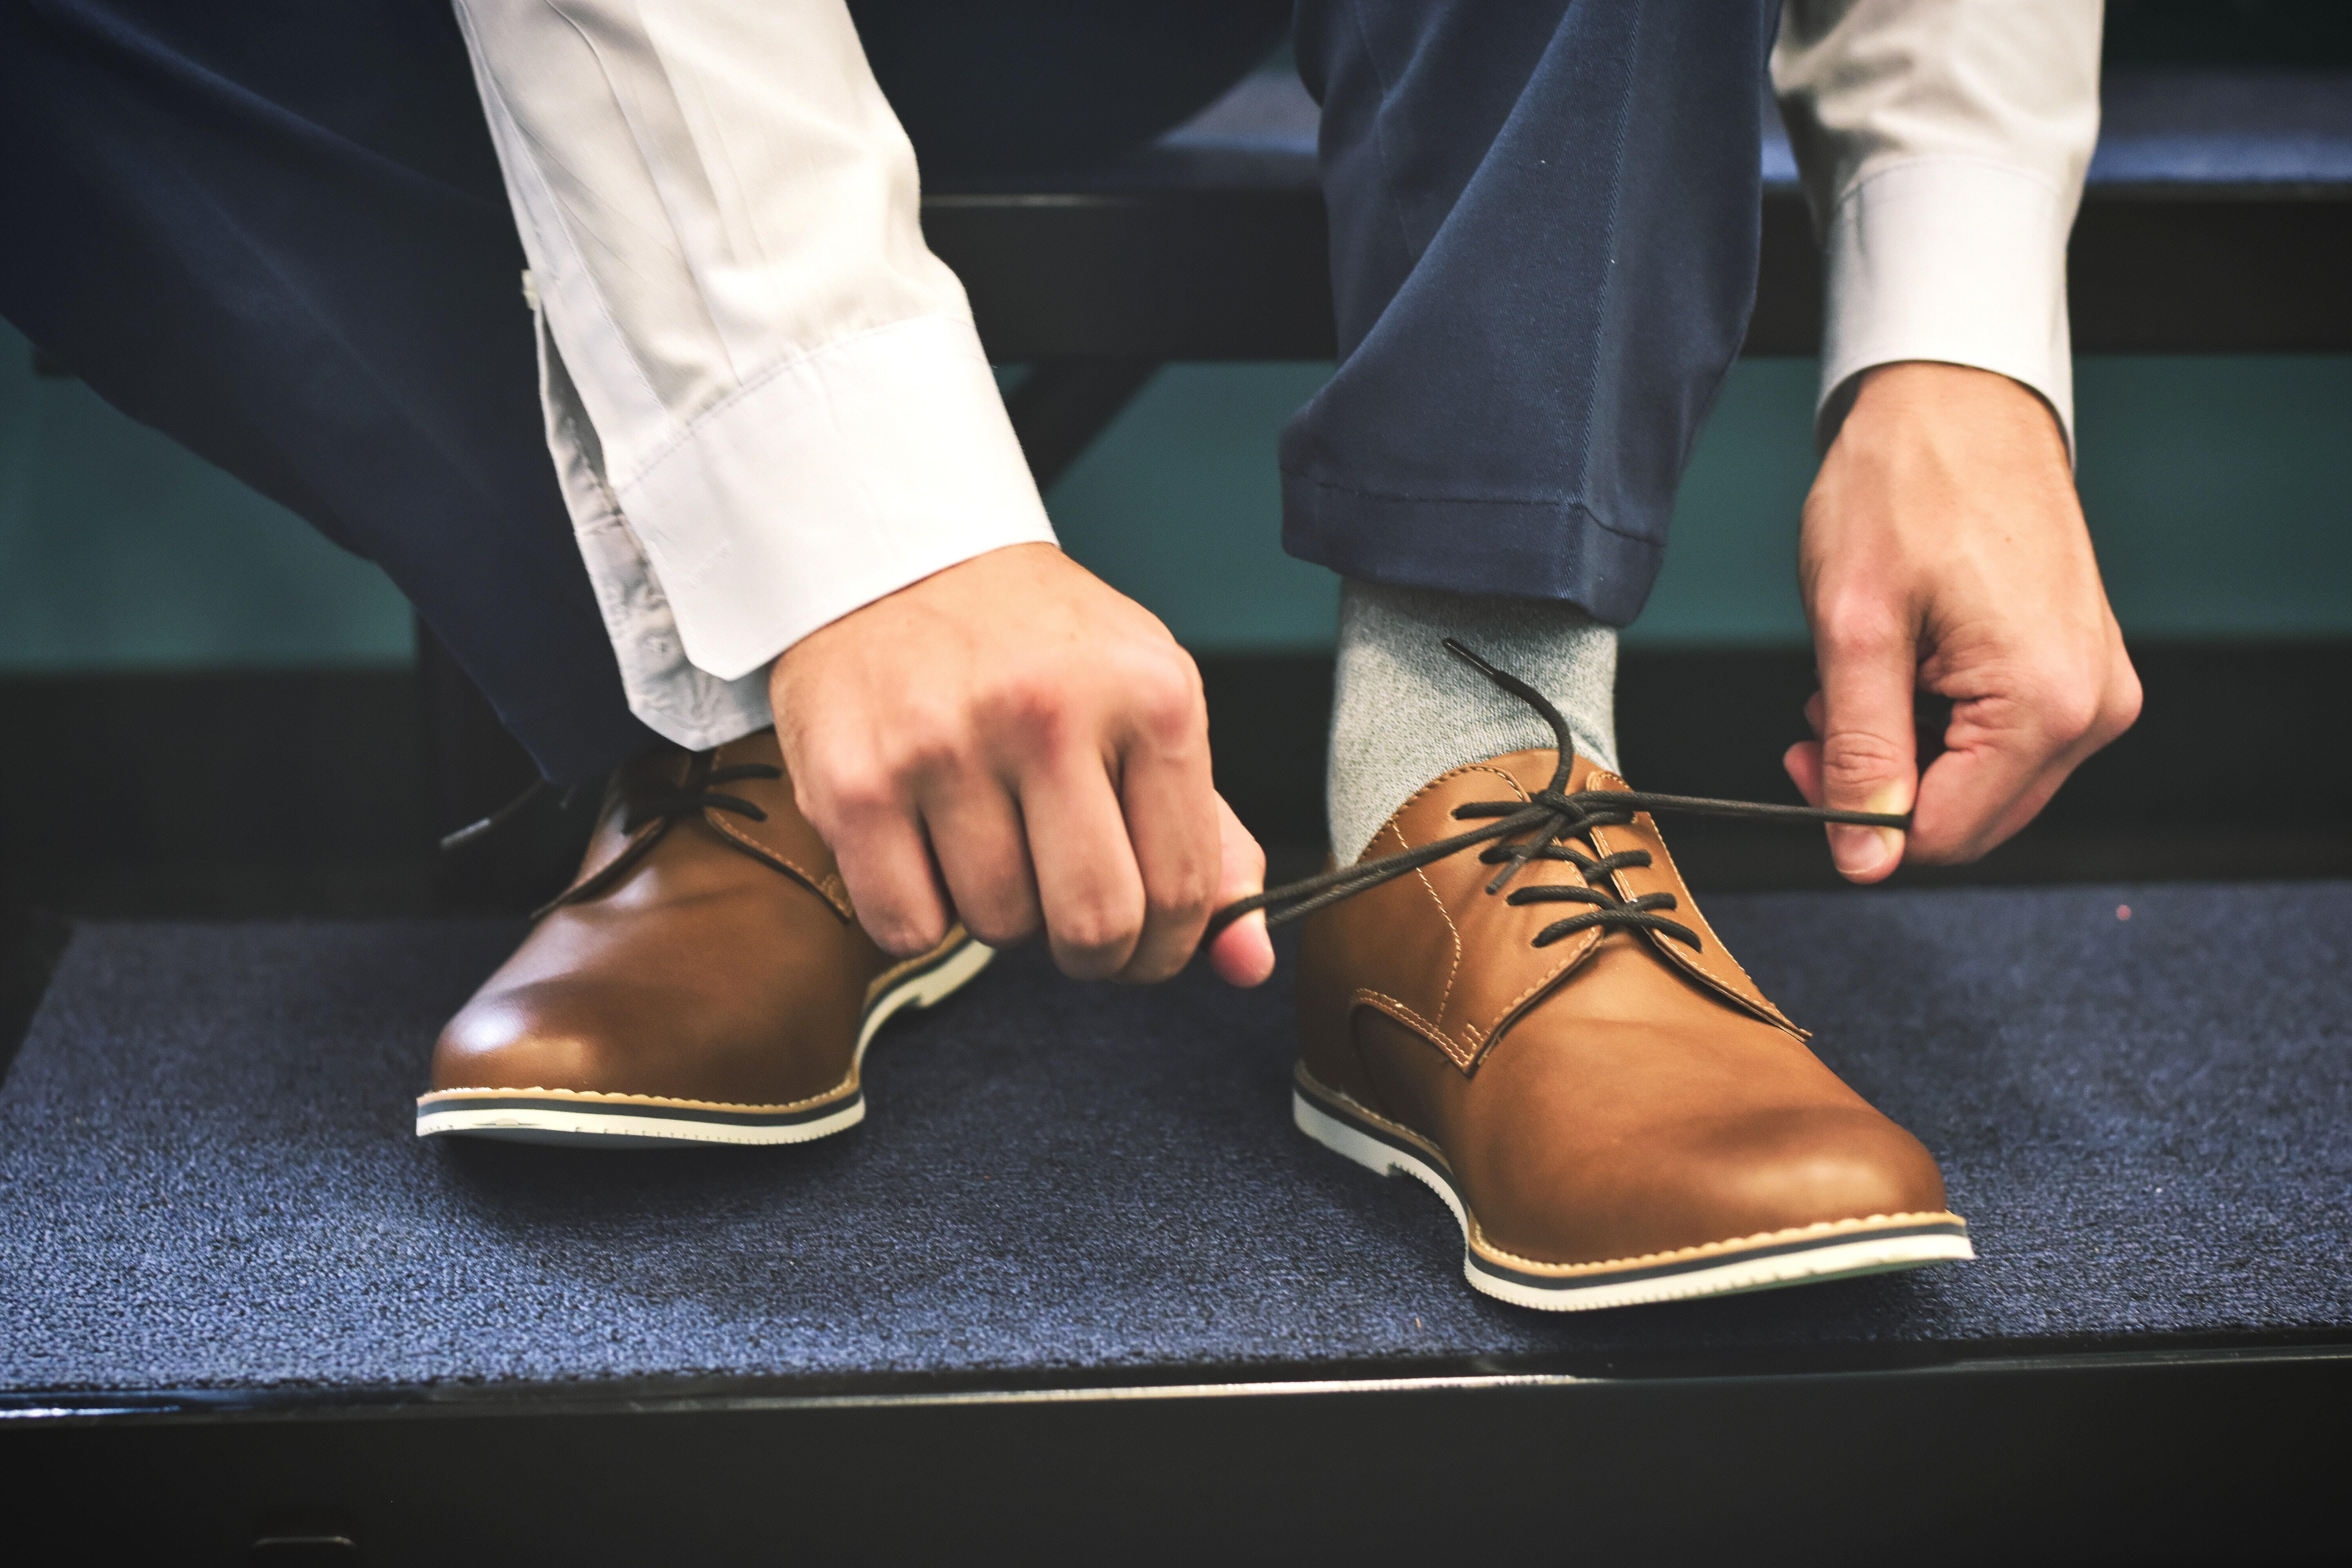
536 754 784 914
615 759 782 835
1204 639 1909 946
438 755 781 848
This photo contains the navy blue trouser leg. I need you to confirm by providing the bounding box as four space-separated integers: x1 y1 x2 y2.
1284 0 1780 626
0 0 657 782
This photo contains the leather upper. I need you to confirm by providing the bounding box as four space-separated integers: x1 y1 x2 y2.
1298 749 1952 1271
430 731 896 1109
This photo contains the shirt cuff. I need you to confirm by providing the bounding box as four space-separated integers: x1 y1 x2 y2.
1815 156 2078 458
613 312 1058 681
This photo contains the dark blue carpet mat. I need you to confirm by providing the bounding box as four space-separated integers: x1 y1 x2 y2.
3 883 2347 1395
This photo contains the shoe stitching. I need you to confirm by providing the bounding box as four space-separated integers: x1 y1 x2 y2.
1435 761 1605 1058
1298 1063 1964 1279
1355 989 1480 1070
1399 822 1468 1036
1465 1209 1969 1278
1386 758 1513 820
1392 763 1575 1053
424 935 977 1119
860 926 975 1007
557 817 664 905
1583 772 1802 1038
707 809 858 922
417 1080 855 1114
1376 760 1623 1067
1295 1061 1453 1168
1473 927 1601 1062
1412 766 1528 1037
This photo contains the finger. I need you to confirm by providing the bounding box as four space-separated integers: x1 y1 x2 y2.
1019 757 1149 981
1811 618 1920 884
1910 743 2060 864
1905 685 2098 864
1107 723 1220 985
1783 739 1824 807
919 773 1043 950
822 794 956 957
1206 792 1274 988
1781 691 1828 804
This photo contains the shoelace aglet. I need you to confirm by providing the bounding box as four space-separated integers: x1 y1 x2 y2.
438 779 555 854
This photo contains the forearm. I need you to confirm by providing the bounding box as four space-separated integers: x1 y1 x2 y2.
452 0 1054 689
1773 0 2102 452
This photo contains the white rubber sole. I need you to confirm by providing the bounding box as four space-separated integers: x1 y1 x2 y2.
415 935 995 1149
1293 1081 1973 1312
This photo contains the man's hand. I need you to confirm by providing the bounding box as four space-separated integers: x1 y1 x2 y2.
769 543 1275 987
1784 361 2142 882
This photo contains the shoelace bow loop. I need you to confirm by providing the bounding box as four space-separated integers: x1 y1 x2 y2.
539 755 785 915
1204 639 1909 947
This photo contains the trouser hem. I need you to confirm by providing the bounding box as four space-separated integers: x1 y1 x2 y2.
1279 472 1663 628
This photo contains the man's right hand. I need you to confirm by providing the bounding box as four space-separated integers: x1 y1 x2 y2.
768 542 1275 988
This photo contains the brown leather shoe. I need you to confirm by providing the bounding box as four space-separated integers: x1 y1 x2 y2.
416 730 990 1147
1294 746 1970 1310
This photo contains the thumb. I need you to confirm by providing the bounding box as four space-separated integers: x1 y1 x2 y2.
1205 791 1274 987
1791 625 1919 884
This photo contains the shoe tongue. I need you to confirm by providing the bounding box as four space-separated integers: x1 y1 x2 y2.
1561 750 1616 793
1449 746 1615 805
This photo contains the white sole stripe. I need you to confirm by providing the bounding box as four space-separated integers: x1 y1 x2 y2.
415 936 995 1148
1292 1082 1973 1312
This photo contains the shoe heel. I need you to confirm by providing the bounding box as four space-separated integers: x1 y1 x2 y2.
1293 1085 1472 1237
1293 1087 1406 1178
856 935 996 1059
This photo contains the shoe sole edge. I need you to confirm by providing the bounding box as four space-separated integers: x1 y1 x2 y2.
1292 1080 1973 1312
414 935 995 1149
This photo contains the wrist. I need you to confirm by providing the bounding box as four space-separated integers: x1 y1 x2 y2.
1842 362 2069 463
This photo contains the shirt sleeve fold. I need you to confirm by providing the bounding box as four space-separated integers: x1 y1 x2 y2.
1773 0 2103 454
454 0 1055 742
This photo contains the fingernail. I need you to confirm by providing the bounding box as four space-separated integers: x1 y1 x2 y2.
1830 824 1898 876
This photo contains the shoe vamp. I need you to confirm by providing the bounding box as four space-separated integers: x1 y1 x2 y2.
1356 936 1946 1267
435 837 885 1105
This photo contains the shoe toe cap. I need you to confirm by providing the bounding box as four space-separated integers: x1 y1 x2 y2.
1684 1104 1951 1235
1478 1103 1951 1268
431 982 650 1095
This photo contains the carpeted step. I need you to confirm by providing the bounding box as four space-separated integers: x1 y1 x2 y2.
3 882 2346 1397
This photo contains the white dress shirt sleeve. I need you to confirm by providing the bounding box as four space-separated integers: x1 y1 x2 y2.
453 0 1056 749
1773 0 2104 454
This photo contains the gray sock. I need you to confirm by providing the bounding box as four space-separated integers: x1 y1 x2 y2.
1327 579 1619 864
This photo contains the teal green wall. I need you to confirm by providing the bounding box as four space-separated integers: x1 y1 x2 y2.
1048 355 2352 650
3 318 2346 668
0 325 414 668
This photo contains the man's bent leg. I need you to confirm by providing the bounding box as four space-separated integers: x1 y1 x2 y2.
1279 2 1969 1315
0 0 652 781
1288 0 1774 851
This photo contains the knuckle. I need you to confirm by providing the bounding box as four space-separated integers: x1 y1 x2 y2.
985 671 1073 751
1818 729 1908 786
1053 901 1142 964
888 723 972 786
1145 869 1216 926
2105 676 2145 734
863 906 946 957
1086 639 1201 747
815 765 895 826
962 904 1039 949
1813 603 1907 664
1129 653 1203 733
2040 686 2103 744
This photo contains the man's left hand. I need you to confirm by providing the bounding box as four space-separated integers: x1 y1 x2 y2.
1784 360 2143 882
